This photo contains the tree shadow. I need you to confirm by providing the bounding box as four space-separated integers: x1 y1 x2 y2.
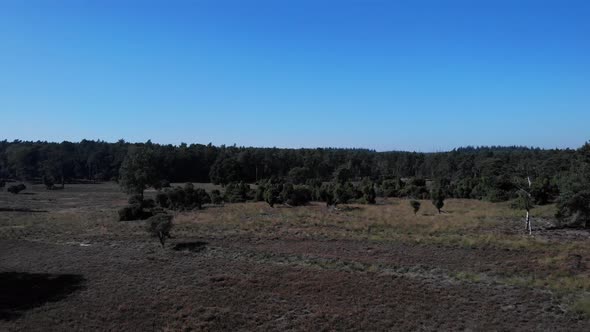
172 241 208 253
0 272 86 320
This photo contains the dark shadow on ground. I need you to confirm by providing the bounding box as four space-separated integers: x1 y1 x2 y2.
0 207 48 213
0 272 85 320
172 241 208 252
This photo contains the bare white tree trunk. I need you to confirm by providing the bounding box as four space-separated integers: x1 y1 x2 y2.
525 209 531 235
525 176 532 235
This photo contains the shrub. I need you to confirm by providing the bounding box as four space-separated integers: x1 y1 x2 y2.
334 182 355 205
288 167 311 184
318 183 336 207
128 195 156 209
210 189 223 205
362 181 376 204
380 178 403 197
333 166 352 184
155 191 170 208
128 194 144 206
556 190 590 228
224 182 251 203
153 179 171 190
255 183 266 201
281 184 311 206
431 187 446 213
155 184 211 210
142 198 156 209
410 200 421 215
264 183 282 207
118 204 143 221
7 184 26 195
43 176 55 190
147 213 173 247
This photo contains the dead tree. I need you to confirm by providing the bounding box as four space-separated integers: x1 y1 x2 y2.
516 176 533 235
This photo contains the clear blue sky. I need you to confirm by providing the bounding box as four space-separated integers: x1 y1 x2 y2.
1 0 589 151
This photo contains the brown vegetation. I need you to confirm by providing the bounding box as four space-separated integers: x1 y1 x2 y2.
1 183 589 330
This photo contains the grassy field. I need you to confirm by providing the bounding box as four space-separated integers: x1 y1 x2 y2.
1 182 589 330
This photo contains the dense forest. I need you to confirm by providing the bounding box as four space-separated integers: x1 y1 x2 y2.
1 139 588 204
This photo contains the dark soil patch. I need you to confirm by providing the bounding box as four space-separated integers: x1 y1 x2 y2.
0 272 85 320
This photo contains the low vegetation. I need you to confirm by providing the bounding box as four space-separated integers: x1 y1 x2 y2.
7 184 26 195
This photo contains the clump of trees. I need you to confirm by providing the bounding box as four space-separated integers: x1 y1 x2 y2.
7 184 26 194
3 140 590 219
0 180 5 191
257 180 312 207
155 183 211 210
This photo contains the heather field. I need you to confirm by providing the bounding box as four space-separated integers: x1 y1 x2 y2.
1 183 589 331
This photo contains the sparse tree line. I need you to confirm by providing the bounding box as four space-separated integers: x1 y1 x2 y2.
1 139 590 228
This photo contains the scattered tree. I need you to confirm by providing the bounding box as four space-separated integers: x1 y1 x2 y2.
410 200 421 215
147 213 173 247
118 147 158 198
431 186 446 214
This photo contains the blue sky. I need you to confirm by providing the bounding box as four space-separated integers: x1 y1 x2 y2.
1 0 589 151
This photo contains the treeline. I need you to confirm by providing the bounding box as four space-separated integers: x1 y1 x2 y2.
0 139 589 204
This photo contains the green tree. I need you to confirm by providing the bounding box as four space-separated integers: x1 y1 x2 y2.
147 213 173 247
410 200 421 215
431 187 446 214
264 183 282 207
362 181 376 204
333 166 352 184
118 147 158 198
288 167 311 184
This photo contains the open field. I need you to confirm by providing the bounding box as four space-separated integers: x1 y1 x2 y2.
1 183 590 331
